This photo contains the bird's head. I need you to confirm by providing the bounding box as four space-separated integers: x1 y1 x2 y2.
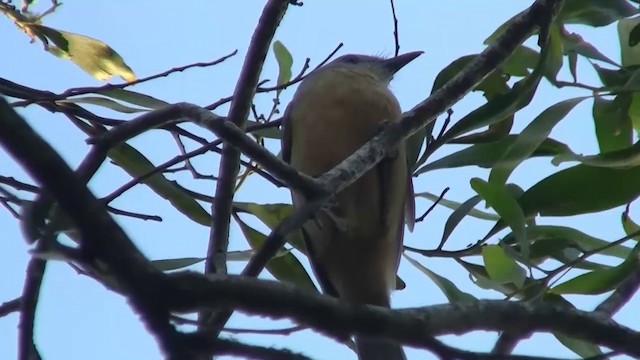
325 51 423 83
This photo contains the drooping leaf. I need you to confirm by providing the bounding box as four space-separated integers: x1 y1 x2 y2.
273 40 293 95
31 24 135 81
439 195 486 247
551 243 640 295
57 97 148 113
415 136 570 174
415 192 499 221
108 144 211 226
235 215 316 290
591 95 633 153
233 202 305 252
562 31 618 66
490 97 587 185
552 140 640 168
404 255 477 303
518 164 640 217
472 178 528 257
98 89 169 109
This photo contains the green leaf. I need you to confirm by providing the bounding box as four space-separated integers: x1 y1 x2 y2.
518 164 640 217
490 97 587 184
439 195 485 246
456 259 543 298
472 178 528 257
619 17 640 67
592 95 633 153
560 0 637 27
431 55 509 96
441 29 556 143
415 136 570 174
543 24 564 82
551 243 640 295
235 215 316 290
555 333 603 358
57 96 148 113
233 202 305 252
630 22 640 47
500 46 540 77
406 126 427 171
404 255 477 303
414 192 499 221
482 245 526 287
273 40 293 95
592 63 630 88
108 144 211 226
503 225 633 260
152 257 205 271
31 25 135 82
629 92 640 136
552 140 640 168
98 89 169 109
246 120 282 139
562 31 619 66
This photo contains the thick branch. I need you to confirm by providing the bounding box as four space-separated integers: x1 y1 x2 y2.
166 272 640 357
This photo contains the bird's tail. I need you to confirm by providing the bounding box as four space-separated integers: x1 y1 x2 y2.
355 336 406 360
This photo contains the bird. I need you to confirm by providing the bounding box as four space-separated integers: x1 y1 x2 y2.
281 51 421 360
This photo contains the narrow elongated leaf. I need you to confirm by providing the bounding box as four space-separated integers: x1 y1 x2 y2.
98 89 169 109
552 140 640 168
108 144 211 226
415 192 499 221
404 255 477 303
592 95 633 153
415 137 570 174
551 243 640 295
58 97 148 113
233 202 305 252
235 215 316 290
472 178 528 257
519 164 640 217
440 195 484 246
441 32 556 143
273 41 293 95
490 97 587 184
152 258 205 271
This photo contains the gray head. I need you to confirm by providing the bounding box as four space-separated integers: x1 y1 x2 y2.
325 51 423 83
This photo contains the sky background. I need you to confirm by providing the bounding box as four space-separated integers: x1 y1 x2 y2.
1 1 638 359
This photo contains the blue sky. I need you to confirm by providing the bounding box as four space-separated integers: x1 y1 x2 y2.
1 1 637 359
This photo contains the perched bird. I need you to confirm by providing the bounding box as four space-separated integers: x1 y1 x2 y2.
281 51 421 360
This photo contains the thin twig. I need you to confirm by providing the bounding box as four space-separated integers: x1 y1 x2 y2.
389 0 400 57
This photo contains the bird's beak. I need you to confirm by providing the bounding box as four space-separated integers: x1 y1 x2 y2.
382 51 423 74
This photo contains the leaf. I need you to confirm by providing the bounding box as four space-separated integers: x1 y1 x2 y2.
503 225 633 260
415 136 570 174
630 22 640 47
414 192 499 221
233 202 306 252
57 97 148 113
591 95 633 153
551 243 640 295
562 31 618 66
543 23 564 82
482 245 526 287
439 195 485 246
518 164 640 217
273 40 293 95
559 0 637 27
235 215 316 290
619 17 640 67
456 259 543 298
555 333 603 358
152 257 205 271
98 89 169 109
440 30 557 143
31 25 135 82
246 120 282 139
489 97 587 184
471 178 528 257
552 140 640 168
404 254 477 303
108 144 211 226
500 46 539 77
